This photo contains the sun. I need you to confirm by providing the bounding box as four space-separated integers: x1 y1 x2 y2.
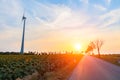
74 43 82 51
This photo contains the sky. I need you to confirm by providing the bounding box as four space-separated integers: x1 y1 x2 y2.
0 0 120 53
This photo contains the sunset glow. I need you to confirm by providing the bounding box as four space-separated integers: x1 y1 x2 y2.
1 0 120 80
74 43 82 51
0 0 120 54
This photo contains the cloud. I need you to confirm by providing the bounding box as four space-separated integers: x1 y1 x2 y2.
0 0 120 52
0 0 90 51
80 0 89 4
98 8 120 28
0 0 25 51
48 8 89 30
27 1 90 30
0 25 21 51
93 4 107 11
105 0 111 5
0 0 23 18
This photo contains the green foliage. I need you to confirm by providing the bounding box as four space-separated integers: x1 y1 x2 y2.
0 54 82 80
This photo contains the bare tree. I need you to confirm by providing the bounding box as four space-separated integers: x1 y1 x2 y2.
93 39 104 57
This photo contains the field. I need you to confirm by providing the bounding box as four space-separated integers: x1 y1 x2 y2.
1 53 120 80
0 53 83 80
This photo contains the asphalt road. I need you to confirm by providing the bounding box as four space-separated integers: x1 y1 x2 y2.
68 55 120 80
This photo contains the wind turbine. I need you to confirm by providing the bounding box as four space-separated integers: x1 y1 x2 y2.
20 13 27 54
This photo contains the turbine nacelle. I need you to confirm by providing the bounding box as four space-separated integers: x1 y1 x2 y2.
22 16 26 20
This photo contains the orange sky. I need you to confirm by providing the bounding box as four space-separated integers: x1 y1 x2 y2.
0 0 120 53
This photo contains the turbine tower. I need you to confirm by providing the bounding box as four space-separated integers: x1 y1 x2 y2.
20 13 26 54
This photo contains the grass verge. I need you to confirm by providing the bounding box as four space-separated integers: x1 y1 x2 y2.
95 54 120 66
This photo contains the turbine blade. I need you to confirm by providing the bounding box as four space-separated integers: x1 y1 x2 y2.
22 13 24 20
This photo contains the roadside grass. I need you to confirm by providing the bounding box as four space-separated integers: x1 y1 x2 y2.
95 54 120 66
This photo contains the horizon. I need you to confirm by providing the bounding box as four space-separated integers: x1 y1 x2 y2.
0 0 120 53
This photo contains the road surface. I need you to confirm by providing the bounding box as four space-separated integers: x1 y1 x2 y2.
69 55 120 80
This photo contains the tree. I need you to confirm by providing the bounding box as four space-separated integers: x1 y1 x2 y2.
93 39 104 57
86 42 96 55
